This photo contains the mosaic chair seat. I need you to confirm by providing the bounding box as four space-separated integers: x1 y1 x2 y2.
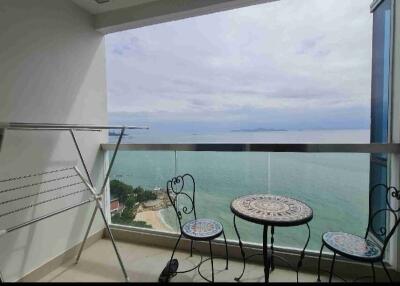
317 184 400 283
182 218 223 240
322 232 381 261
165 174 228 283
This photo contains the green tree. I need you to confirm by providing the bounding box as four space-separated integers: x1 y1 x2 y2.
125 196 137 209
110 179 134 202
121 207 134 221
132 186 157 202
109 180 157 228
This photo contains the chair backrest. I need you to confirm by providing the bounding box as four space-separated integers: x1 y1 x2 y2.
366 184 400 255
166 174 197 231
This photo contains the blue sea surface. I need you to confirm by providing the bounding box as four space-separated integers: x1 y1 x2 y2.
108 127 370 251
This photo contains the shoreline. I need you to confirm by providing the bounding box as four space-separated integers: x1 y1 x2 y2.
158 209 174 231
134 209 174 232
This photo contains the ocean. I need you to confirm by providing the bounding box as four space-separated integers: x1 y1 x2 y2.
109 127 370 251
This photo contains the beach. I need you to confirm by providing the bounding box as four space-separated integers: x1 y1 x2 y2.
135 210 174 232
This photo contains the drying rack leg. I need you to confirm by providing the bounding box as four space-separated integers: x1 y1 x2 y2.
70 129 94 187
71 127 129 282
99 127 125 196
75 201 129 282
98 203 130 282
76 205 98 264
98 127 130 281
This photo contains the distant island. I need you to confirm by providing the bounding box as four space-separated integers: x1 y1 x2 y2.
231 128 288 132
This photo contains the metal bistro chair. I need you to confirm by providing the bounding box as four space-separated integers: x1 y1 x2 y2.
166 174 229 282
317 184 400 283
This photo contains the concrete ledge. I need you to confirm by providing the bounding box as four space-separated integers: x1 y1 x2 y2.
107 226 400 282
18 230 103 282
95 0 277 34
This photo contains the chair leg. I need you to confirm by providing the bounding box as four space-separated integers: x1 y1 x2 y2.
209 240 214 282
381 261 392 283
317 243 324 282
169 234 182 276
233 215 246 281
371 263 376 283
190 239 193 257
222 230 229 270
328 252 336 283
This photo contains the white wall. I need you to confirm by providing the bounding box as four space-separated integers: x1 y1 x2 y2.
0 0 107 281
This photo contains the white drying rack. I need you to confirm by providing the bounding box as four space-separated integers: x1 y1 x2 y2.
0 122 149 282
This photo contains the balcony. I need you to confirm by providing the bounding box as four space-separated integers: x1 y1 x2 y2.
1 0 400 283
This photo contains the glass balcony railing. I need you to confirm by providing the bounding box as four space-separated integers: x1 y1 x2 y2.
101 143 400 252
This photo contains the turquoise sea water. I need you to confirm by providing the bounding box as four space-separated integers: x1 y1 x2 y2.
109 129 370 251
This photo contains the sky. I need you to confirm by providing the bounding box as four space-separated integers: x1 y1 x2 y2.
105 0 372 132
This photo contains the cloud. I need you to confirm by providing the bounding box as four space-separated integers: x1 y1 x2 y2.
105 0 372 130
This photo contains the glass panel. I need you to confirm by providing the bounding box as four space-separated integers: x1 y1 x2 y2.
177 152 369 250
269 153 369 249
175 151 269 243
109 150 370 251
109 151 178 232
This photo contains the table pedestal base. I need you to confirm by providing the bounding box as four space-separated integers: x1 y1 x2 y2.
263 225 271 282
233 215 311 283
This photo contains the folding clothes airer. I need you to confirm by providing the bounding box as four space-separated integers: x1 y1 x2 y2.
0 122 148 282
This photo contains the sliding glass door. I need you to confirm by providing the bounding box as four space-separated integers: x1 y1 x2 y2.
369 0 393 242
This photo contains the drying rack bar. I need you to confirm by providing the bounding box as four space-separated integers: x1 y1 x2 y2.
0 181 84 206
0 174 80 195
0 198 94 236
0 167 75 183
1 122 149 130
0 188 90 218
6 128 103 132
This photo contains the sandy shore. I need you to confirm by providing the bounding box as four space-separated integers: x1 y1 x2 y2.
135 210 174 232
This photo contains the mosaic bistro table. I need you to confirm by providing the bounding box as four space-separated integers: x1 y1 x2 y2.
230 194 313 283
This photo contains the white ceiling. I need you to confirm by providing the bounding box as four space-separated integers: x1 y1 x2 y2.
72 0 158 15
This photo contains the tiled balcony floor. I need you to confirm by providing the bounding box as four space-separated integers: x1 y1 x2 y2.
38 239 335 283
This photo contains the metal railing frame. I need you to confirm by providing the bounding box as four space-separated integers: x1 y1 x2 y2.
101 143 400 153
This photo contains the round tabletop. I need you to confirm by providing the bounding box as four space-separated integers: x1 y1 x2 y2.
230 194 313 226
